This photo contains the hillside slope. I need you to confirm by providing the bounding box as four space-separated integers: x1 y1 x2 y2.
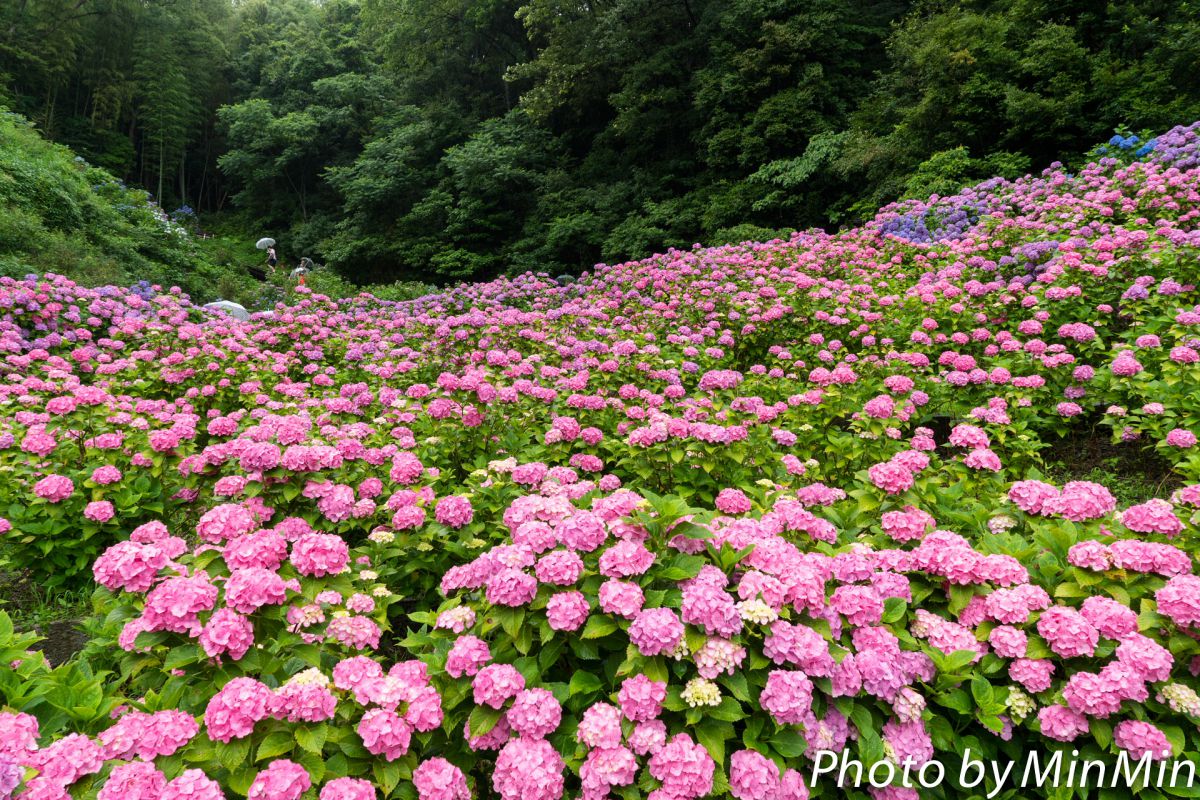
0 110 256 304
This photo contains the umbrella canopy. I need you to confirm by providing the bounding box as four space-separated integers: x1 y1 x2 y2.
255 237 276 250
203 300 251 321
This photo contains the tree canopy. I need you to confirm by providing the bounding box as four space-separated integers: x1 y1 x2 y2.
3 0 1199 283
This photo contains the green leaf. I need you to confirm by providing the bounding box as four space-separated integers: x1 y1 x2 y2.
538 637 566 672
849 704 884 763
568 671 604 696
1092 718 1113 750
163 643 202 671
374 760 403 795
643 657 669 685
1161 725 1188 756
582 615 618 640
948 585 976 615
709 696 744 722
1053 582 1088 598
297 752 325 783
659 554 706 581
228 766 257 796
970 676 993 708
696 719 734 764
934 688 973 715
467 704 504 738
296 723 328 754
216 737 251 772
770 729 807 758
497 607 525 639
720 672 752 703
256 731 294 761
882 597 907 624
940 649 977 673
515 624 534 654
1023 637 1051 660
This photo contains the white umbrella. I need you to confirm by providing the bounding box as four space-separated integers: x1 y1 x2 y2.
203 300 251 321
256 237 276 250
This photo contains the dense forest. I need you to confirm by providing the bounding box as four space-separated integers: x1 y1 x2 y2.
3 0 1200 284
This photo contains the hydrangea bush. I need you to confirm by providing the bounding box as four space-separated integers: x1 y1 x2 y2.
3 124 1200 798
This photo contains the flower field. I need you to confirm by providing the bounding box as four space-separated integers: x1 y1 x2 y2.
4 124 1200 800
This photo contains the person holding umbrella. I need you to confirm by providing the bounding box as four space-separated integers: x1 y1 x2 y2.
256 237 278 276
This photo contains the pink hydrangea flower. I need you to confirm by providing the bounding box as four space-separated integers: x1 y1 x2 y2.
446 635 492 678
545 591 589 631
413 758 470 800
576 702 623 749
84 500 115 523
247 759 311 800
618 674 667 722
729 750 780 800
358 709 412 761
291 532 350 577
715 489 753 514
759 670 814 725
1113 720 1174 761
492 738 565 800
33 474 73 502
204 677 274 742
1120 499 1184 537
507 687 562 738
1167 428 1198 448
162 770 226 800
1038 705 1089 742
1157 574 1200 627
319 777 376 800
93 541 168 593
98 761 166 800
648 734 714 799
1036 606 1098 658
435 495 474 528
629 607 684 656
473 664 526 709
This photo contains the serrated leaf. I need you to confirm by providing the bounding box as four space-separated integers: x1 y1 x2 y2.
374 760 403 795
568 671 604 696
296 752 324 783
770 729 807 758
582 615 617 640
256 731 294 761
1092 718 1113 750
696 719 733 764
709 696 744 722
296 723 328 754
882 597 906 624
720 672 752 703
970 676 993 708
163 644 202 671
934 688 973 715
216 737 251 772
643 657 669 685
468 704 504 738
941 649 977 672
228 766 257 796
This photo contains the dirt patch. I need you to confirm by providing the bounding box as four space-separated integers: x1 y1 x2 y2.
1041 426 1180 503
33 619 89 666
0 570 91 664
